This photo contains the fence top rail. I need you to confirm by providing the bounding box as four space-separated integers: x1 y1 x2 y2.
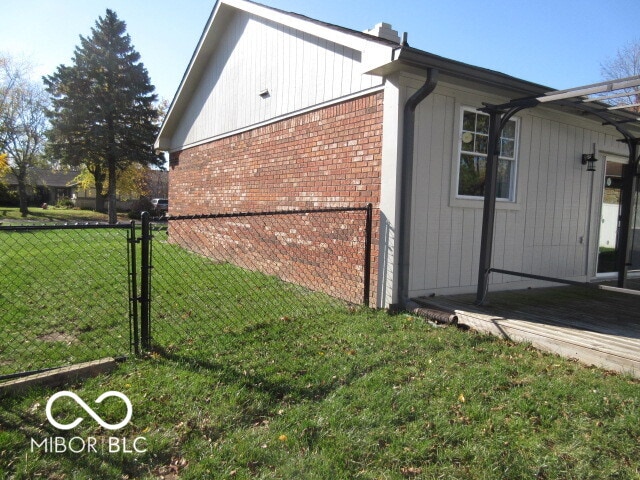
0 222 133 232
166 204 373 221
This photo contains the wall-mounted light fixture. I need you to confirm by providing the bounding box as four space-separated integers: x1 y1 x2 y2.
259 88 270 99
581 153 598 172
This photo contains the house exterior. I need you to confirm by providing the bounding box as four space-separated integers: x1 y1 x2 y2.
156 0 640 308
2 168 78 206
1 165 168 211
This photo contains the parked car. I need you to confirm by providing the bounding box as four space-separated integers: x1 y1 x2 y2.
151 198 168 216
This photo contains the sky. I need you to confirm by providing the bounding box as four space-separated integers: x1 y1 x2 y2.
3 0 639 103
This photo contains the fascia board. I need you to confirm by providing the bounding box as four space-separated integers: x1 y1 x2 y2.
224 0 385 52
156 0 227 150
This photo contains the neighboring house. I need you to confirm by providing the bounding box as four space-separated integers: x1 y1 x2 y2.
2 166 169 211
74 187 134 211
3 168 78 206
155 0 640 308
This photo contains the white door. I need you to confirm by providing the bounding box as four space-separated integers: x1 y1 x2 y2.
597 155 625 275
596 154 640 275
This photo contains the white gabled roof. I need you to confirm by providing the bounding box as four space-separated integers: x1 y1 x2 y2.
155 0 398 151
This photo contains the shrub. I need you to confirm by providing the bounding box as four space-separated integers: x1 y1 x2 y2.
0 183 19 206
55 196 75 209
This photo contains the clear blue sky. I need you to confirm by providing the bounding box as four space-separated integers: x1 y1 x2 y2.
3 0 638 102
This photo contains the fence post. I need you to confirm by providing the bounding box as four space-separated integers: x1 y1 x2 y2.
128 221 140 355
363 203 373 307
140 211 151 350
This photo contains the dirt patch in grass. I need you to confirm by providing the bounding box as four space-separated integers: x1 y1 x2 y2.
36 332 78 343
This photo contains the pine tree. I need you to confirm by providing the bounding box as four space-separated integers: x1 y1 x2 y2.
44 9 163 223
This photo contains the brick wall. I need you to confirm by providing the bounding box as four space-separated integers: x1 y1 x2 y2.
169 91 383 305
166 209 371 305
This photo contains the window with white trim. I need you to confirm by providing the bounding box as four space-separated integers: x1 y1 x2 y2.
457 108 518 201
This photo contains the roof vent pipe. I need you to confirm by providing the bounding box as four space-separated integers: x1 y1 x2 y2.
396 68 439 308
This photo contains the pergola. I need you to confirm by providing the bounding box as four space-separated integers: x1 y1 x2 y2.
476 75 640 304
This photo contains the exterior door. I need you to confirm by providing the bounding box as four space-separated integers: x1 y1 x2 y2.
597 156 624 274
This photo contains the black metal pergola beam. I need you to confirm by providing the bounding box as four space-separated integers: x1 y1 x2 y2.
475 75 640 305
549 96 640 289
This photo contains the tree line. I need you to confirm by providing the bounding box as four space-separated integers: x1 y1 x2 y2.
0 9 163 223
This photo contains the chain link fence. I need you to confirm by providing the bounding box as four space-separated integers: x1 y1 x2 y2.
0 206 373 379
148 206 373 357
0 224 133 379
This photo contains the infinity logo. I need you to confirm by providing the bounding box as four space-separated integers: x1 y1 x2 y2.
45 391 133 431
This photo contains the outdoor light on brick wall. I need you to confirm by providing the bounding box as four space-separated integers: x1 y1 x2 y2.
581 153 598 172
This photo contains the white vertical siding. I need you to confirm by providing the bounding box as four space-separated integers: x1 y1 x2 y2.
408 83 629 297
171 12 383 148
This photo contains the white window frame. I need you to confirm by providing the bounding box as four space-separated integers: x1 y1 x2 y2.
455 107 520 203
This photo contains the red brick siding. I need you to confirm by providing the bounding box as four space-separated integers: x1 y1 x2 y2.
169 92 383 305
166 209 370 304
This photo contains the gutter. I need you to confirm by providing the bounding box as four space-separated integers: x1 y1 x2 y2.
396 67 439 308
384 46 550 97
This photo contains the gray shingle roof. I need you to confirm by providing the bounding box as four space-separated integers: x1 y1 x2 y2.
3 168 79 188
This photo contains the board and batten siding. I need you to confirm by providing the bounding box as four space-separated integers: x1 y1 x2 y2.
171 11 383 149
407 81 629 297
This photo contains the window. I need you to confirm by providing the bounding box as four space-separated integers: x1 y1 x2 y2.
457 109 518 201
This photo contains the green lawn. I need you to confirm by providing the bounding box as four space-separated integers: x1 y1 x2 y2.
0 206 129 225
1 228 640 478
0 226 133 374
2 311 639 479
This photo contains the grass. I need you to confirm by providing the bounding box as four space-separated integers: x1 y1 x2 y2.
0 206 129 225
2 311 640 479
0 226 345 375
1 228 640 478
149 228 346 355
0 227 132 374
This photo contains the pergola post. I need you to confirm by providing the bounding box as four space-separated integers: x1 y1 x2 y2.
472 76 639 303
475 110 502 305
617 140 639 288
475 106 528 304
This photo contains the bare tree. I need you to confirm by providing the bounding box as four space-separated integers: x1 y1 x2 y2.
0 55 25 146
600 39 640 111
0 54 49 216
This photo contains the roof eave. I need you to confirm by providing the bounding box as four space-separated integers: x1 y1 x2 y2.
367 46 552 98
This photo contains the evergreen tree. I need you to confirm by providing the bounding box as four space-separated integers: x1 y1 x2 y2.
44 9 162 223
